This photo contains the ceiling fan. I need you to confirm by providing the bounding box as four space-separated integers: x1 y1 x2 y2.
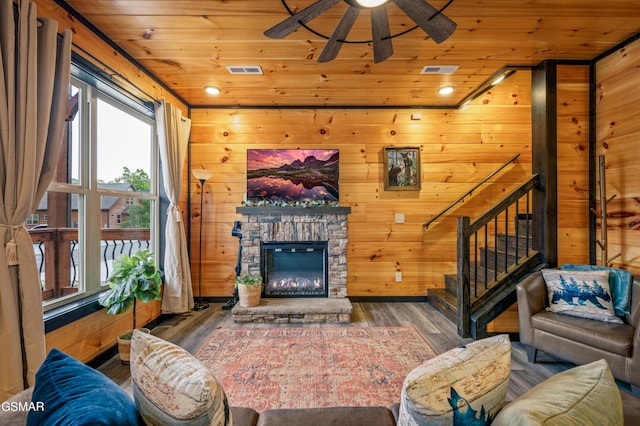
264 0 457 63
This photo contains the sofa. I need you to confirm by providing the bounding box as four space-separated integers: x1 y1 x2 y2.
4 384 640 426
517 269 640 391
0 387 396 426
2 331 640 425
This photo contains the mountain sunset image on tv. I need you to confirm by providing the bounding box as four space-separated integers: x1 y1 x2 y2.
247 149 339 202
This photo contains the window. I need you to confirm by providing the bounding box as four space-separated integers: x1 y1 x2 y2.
36 75 157 309
26 214 39 225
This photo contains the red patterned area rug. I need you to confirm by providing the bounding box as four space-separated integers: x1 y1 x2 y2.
194 326 437 412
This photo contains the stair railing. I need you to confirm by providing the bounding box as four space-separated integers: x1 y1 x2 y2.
456 174 541 337
424 153 521 229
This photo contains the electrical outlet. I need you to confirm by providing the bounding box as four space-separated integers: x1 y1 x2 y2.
395 213 405 224
395 271 402 282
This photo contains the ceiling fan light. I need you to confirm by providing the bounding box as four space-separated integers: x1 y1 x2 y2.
204 86 220 95
353 0 389 8
438 85 455 95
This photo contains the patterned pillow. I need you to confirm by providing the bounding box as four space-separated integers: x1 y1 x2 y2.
542 269 623 323
129 330 232 425
397 334 511 426
492 359 623 425
561 264 633 316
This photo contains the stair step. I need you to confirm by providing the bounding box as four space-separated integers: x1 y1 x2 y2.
445 266 504 292
515 213 533 232
480 248 524 270
426 288 457 323
470 283 519 339
429 284 521 340
444 274 455 292
496 234 532 252
443 275 491 303
444 253 542 299
445 272 491 294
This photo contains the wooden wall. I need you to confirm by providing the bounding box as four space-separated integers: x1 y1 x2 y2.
188 70 533 299
596 37 640 275
33 0 186 362
557 64 592 265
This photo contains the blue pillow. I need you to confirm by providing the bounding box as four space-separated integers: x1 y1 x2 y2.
27 348 141 426
561 264 632 316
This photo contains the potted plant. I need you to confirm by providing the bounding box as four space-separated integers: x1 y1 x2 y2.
98 249 162 363
236 273 263 307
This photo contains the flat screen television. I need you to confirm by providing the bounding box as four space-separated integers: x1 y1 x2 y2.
246 149 339 202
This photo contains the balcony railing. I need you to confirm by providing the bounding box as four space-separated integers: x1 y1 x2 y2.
29 227 150 301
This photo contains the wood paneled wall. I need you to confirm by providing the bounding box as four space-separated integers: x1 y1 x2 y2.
557 64 591 265
33 0 182 360
596 38 640 275
45 301 160 363
188 71 533 298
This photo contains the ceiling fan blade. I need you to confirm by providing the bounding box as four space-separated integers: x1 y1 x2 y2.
264 0 342 39
392 0 457 44
318 6 360 62
371 6 393 63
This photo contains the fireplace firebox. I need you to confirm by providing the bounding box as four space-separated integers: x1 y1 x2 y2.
261 241 328 297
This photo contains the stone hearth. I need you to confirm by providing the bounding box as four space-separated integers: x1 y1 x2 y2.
232 298 352 324
232 206 351 323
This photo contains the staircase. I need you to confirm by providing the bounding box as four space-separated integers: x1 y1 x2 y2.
427 175 545 339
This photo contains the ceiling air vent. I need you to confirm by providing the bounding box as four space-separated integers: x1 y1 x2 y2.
226 65 263 75
420 65 459 75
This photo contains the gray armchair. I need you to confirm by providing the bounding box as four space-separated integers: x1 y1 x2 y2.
517 271 640 391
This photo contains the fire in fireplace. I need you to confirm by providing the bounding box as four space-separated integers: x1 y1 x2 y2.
261 241 328 297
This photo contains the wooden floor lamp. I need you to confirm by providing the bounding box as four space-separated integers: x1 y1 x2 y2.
192 168 213 311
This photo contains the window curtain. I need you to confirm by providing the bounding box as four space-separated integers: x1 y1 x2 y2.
155 100 193 313
0 0 72 400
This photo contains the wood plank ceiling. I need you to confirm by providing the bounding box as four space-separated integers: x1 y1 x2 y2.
61 0 640 107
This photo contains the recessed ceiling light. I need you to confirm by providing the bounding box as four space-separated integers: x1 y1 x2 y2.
438 85 455 95
204 86 220 95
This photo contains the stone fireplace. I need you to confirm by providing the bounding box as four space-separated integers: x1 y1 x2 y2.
232 206 352 323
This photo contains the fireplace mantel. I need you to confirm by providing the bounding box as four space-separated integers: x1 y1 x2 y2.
236 206 351 216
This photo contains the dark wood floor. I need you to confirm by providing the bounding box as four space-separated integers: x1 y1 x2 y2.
97 301 611 403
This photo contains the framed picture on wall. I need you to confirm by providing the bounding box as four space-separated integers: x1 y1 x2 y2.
383 146 421 191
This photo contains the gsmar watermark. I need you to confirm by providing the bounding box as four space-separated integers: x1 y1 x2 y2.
2 400 45 412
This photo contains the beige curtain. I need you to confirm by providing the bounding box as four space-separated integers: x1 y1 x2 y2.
155 100 193 313
0 0 72 399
